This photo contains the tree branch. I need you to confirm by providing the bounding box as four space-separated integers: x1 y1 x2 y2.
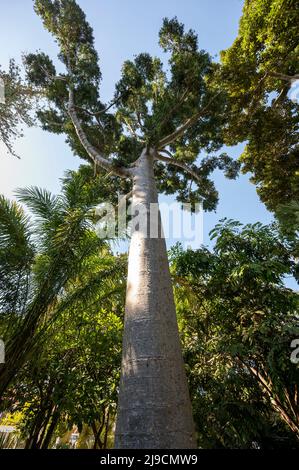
158 92 221 148
67 87 131 179
123 116 145 143
156 150 201 184
268 71 299 83
39 64 68 84
157 88 189 134
74 92 126 118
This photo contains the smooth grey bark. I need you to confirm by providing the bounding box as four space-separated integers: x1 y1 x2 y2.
114 149 196 449
67 94 197 448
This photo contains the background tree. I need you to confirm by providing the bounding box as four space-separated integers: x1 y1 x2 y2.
171 220 299 446
219 0 299 213
0 165 124 397
9 278 124 449
24 0 240 448
0 60 36 157
2 218 298 448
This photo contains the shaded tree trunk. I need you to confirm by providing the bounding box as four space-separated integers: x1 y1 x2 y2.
114 149 196 449
25 409 47 449
92 414 105 449
103 408 110 449
25 404 53 449
41 408 60 449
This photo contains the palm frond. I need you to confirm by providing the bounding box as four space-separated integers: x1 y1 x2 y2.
0 195 34 327
0 194 32 250
15 187 62 223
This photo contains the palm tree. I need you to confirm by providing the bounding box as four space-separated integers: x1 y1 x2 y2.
0 165 124 398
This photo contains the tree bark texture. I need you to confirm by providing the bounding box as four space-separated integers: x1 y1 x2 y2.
114 149 196 448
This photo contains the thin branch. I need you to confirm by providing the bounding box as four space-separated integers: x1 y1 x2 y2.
39 64 68 84
158 88 189 133
272 86 289 107
268 71 299 83
64 51 131 179
156 150 201 183
158 92 222 148
74 92 126 118
123 116 141 141
67 87 131 179
237 356 299 438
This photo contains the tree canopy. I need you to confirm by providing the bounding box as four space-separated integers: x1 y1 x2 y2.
0 60 36 157
0 0 298 450
220 0 299 212
24 0 240 211
171 220 299 447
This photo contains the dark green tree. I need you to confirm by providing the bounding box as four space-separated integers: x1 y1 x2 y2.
219 0 299 213
171 220 299 445
0 165 123 397
11 268 124 449
0 60 36 157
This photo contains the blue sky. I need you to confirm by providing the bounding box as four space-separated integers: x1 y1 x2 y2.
0 0 277 256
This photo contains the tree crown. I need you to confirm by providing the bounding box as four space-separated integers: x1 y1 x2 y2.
25 0 240 211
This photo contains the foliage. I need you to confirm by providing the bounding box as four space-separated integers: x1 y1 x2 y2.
0 165 125 398
219 0 299 212
0 60 36 157
24 1 240 211
171 220 299 447
12 276 124 449
1 0 298 449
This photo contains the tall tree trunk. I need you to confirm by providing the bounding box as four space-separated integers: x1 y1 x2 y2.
114 149 196 449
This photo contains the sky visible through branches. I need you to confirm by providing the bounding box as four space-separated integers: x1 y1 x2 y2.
1 0 294 287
